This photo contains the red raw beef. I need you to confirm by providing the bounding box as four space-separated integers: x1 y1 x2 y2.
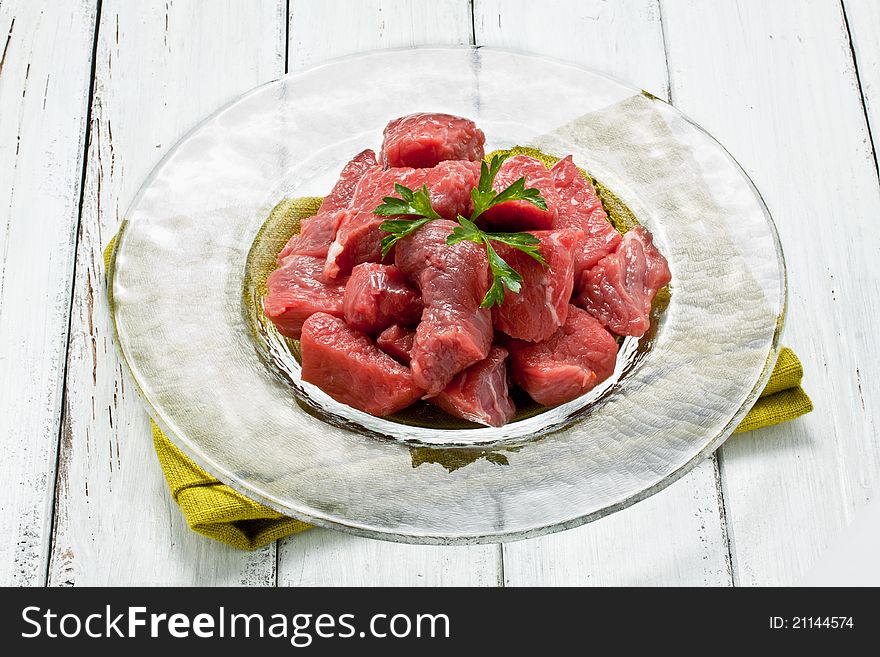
395 219 493 394
343 263 422 335
376 324 415 365
576 226 671 336
300 313 424 416
551 155 622 280
325 160 480 279
492 228 579 342
435 346 515 427
481 155 560 231
266 113 672 426
508 305 618 407
380 113 485 169
263 255 348 339
278 149 378 261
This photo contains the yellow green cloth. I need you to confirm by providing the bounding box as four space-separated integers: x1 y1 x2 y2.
152 422 311 549
104 215 812 551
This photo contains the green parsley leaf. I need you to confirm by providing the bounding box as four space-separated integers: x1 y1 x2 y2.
481 239 523 308
375 184 444 258
491 176 548 211
374 184 442 220
471 154 509 221
483 231 548 267
375 152 551 308
379 216 435 258
446 215 483 246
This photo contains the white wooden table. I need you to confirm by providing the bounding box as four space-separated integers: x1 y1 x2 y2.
2 0 878 587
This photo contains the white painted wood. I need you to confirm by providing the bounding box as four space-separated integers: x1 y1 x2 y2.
280 531 499 587
661 0 880 585
502 460 730 586
6 0 874 587
277 0 503 586
0 0 97 586
473 0 669 99
844 0 880 160
48 0 286 586
288 0 473 73
475 0 732 586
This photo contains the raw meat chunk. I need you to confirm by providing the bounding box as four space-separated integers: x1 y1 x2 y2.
435 346 515 427
492 229 579 342
395 220 493 394
376 324 416 365
576 226 671 336
300 313 424 416
263 255 348 339
508 305 618 407
318 149 379 216
278 149 378 260
481 155 560 231
551 155 622 280
380 113 486 169
343 263 422 335
325 160 480 278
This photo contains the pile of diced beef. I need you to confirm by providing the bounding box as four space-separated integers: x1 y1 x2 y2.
264 113 671 427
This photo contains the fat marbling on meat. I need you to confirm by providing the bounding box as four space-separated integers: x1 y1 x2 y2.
491 228 580 343
324 160 480 279
575 226 671 336
551 155 622 282
263 255 348 339
435 346 516 427
342 263 422 335
507 305 618 407
278 149 378 261
394 219 493 395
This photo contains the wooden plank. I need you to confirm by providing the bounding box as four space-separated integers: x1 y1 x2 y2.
48 0 286 586
843 0 880 167
287 0 473 72
474 0 732 586
501 460 730 586
280 532 499 587
661 0 880 585
276 0 502 586
473 0 669 99
0 0 97 586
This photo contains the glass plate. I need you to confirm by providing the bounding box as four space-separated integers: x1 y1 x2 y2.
110 47 785 544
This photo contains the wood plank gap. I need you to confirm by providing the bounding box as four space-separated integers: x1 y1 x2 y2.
655 0 673 103
44 0 104 588
284 0 290 74
496 543 504 586
840 0 880 184
469 4 497 583
712 451 736 586
660 0 735 587
277 0 290 585
0 17 13 76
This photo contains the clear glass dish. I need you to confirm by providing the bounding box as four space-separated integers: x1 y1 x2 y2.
110 47 785 544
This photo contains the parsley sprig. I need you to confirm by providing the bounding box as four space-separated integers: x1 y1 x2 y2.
469 154 547 222
375 184 444 257
375 153 548 308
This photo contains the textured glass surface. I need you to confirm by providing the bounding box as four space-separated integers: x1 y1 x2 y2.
110 48 785 543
